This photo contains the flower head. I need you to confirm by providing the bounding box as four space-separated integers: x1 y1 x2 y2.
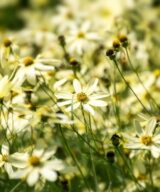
56 79 109 115
123 117 160 158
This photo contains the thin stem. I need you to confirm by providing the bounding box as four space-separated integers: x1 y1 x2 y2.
116 147 143 191
9 181 22 192
125 48 160 111
58 124 91 192
81 105 98 192
113 59 151 115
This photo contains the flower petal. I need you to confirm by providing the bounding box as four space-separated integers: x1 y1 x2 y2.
85 79 98 95
83 104 95 116
73 79 82 93
41 168 57 182
88 100 107 107
27 169 39 186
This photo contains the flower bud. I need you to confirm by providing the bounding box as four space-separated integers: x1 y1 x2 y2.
58 35 66 47
4 38 12 47
111 134 120 147
106 151 115 163
112 39 120 51
106 48 116 60
119 35 128 48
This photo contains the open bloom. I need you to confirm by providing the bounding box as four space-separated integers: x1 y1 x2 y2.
123 117 160 158
0 144 23 177
11 148 64 186
15 55 60 85
66 22 100 55
56 79 108 116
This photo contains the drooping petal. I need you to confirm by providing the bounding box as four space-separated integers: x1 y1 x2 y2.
83 104 95 116
66 102 80 111
151 146 160 158
26 67 36 85
27 169 39 186
4 163 13 177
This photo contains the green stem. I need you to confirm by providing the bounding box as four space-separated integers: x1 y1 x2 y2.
125 48 160 111
113 59 151 115
116 147 143 191
58 124 91 192
81 105 98 192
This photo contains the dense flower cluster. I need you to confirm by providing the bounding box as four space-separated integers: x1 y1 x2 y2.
0 0 160 191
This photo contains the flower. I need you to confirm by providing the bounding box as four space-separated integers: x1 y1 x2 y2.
123 117 160 158
11 148 64 186
0 144 13 176
15 55 60 85
56 79 108 115
66 22 100 55
0 144 23 177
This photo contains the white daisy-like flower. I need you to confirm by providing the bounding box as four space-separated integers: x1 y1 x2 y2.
123 117 160 158
0 144 23 177
11 148 64 186
56 79 108 116
15 55 60 85
0 144 13 176
66 22 100 55
0 38 19 68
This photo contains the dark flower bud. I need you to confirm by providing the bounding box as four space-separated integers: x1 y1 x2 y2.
101 77 111 88
4 38 12 47
112 39 120 51
69 58 79 66
106 48 116 60
106 151 115 163
119 35 128 48
111 134 120 147
58 35 66 47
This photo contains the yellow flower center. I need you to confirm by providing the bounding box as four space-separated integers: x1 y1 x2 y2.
2 155 8 162
66 11 74 19
141 135 152 145
23 56 34 66
77 92 88 102
29 156 41 166
77 32 85 39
